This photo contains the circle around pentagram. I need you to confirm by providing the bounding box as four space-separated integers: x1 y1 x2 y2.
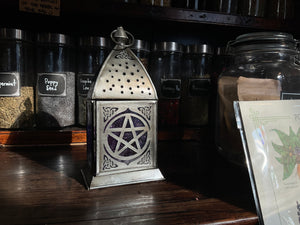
103 108 150 164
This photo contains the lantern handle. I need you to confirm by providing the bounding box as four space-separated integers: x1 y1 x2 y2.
111 28 134 49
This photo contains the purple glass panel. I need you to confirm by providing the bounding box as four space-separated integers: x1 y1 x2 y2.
120 148 137 156
131 116 144 127
110 116 125 128
108 135 117 152
138 133 147 148
123 131 134 142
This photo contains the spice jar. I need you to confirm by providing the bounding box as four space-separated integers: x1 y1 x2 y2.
36 32 75 128
172 0 207 10
216 32 300 165
181 44 213 127
211 0 238 14
213 47 232 75
0 28 35 129
131 39 150 69
149 41 183 128
140 0 171 7
267 0 294 20
239 0 266 17
77 36 110 126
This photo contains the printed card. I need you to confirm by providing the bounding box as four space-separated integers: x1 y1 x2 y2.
234 100 300 225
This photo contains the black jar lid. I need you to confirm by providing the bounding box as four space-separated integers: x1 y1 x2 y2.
229 32 297 53
132 39 150 52
37 32 73 46
185 44 213 55
0 28 33 42
151 41 183 53
79 36 111 48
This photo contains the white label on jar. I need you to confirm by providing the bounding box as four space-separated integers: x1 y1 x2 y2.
37 73 66 96
0 72 20 97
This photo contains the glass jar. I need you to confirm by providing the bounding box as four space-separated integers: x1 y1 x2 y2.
216 32 300 165
140 0 171 6
239 0 266 17
131 39 150 69
172 0 207 10
0 28 34 129
213 47 232 75
211 0 238 14
267 0 294 20
36 32 75 128
181 44 213 127
77 36 110 126
149 41 183 128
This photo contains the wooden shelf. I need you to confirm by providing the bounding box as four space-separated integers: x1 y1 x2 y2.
0 128 86 146
0 126 213 146
0 142 258 224
61 2 297 32
0 1 298 35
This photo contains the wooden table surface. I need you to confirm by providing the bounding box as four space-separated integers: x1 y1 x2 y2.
0 141 258 225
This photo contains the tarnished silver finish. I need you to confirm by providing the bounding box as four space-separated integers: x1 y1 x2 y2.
82 27 164 190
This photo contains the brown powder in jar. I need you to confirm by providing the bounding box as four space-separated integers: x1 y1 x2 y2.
0 86 34 129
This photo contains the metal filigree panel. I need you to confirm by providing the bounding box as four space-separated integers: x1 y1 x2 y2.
95 100 157 175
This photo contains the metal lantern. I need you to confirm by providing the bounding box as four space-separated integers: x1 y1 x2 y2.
81 27 164 189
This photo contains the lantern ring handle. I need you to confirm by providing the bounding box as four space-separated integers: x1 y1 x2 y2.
110 30 134 48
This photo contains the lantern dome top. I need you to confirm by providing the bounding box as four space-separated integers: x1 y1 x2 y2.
89 27 157 100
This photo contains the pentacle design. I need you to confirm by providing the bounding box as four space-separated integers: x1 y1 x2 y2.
103 108 150 165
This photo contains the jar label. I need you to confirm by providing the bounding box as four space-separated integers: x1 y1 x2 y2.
161 79 181 99
281 92 300 99
0 72 20 97
77 73 95 96
188 78 211 96
37 73 66 96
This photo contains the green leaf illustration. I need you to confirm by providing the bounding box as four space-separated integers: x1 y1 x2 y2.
272 143 286 155
272 127 299 180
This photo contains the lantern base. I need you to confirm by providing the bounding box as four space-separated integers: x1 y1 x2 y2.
81 167 164 190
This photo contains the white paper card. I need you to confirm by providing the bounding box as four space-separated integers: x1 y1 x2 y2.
234 100 300 225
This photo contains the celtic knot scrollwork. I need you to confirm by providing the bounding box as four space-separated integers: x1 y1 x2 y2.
138 106 151 120
115 50 134 60
103 107 118 122
137 150 151 165
103 155 118 170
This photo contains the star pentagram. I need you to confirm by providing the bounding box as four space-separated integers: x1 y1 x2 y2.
103 108 150 165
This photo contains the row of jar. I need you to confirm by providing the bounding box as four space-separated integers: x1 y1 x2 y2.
0 28 229 129
116 0 295 20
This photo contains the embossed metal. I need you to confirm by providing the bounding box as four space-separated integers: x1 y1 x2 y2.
82 27 164 190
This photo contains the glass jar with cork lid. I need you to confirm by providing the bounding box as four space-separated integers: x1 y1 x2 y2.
216 32 300 165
